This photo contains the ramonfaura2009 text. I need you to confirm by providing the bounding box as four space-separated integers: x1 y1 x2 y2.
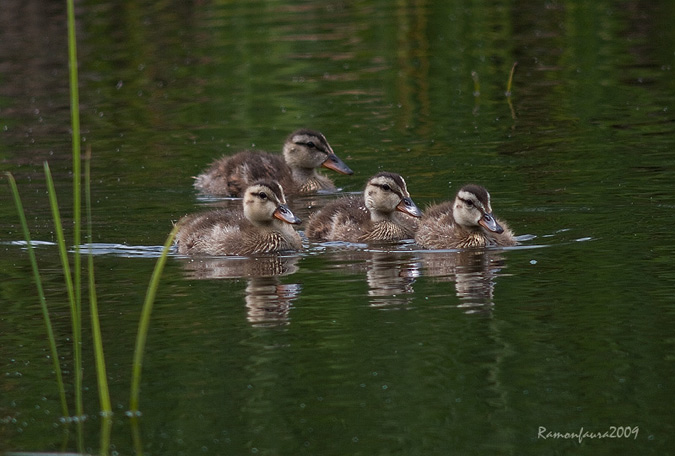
538 426 639 443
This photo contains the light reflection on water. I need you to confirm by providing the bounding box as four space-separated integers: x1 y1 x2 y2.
5 233 584 323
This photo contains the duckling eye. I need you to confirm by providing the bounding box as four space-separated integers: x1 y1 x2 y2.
465 200 474 207
381 184 391 192
258 192 268 200
306 141 316 149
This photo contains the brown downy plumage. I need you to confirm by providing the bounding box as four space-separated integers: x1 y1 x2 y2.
415 184 516 249
175 181 303 255
194 129 353 197
306 172 422 243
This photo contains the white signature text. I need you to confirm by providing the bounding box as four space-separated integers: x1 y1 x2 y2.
538 426 639 443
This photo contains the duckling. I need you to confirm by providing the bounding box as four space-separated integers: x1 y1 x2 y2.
415 184 516 249
175 181 303 255
306 172 422 243
194 129 353 197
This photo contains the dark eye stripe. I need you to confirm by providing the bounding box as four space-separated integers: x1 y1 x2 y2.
296 141 326 152
459 197 486 212
373 183 401 196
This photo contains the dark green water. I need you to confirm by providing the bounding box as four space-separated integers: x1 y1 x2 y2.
2 0 675 454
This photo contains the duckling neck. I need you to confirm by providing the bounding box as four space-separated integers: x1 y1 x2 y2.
292 167 317 183
369 210 393 223
453 222 493 247
248 218 276 230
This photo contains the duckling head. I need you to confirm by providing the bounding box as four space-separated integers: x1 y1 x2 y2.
453 184 504 233
283 129 353 176
243 181 302 227
364 172 422 222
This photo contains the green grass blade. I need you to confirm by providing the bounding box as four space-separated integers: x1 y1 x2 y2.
65 0 81 293
5 172 70 418
43 163 77 335
66 0 84 446
84 149 112 421
84 153 112 452
65 0 84 443
506 61 518 97
99 414 113 456
43 162 83 442
130 415 144 456
128 226 179 414
471 70 480 97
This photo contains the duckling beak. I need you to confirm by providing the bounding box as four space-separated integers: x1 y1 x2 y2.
479 213 504 233
396 197 423 218
273 205 302 225
321 153 354 175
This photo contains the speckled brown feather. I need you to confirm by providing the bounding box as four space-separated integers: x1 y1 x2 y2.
306 196 418 243
176 181 302 255
194 151 296 197
175 208 302 255
194 129 351 197
415 201 516 249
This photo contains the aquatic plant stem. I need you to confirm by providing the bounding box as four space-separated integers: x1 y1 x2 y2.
130 416 144 456
44 163 84 449
471 70 480 97
85 149 112 414
129 226 179 414
5 172 70 419
84 150 113 456
65 0 84 433
506 61 518 97
506 62 518 120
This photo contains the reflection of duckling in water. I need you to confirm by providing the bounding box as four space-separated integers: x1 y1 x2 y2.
245 277 302 327
415 184 516 249
306 172 422 243
366 252 420 308
175 181 303 255
421 250 505 312
180 255 300 280
194 129 353 197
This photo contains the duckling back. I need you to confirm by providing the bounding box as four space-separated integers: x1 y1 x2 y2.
306 196 369 242
176 209 302 255
194 151 296 197
306 197 419 243
307 172 421 243
177 181 303 255
415 199 516 249
193 129 352 197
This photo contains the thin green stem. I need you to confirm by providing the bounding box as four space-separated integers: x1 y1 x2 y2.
129 226 178 414
65 0 81 250
130 416 144 456
471 70 480 97
99 414 113 456
43 163 78 335
85 149 113 423
66 0 84 446
5 172 70 419
43 163 83 447
506 61 518 97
